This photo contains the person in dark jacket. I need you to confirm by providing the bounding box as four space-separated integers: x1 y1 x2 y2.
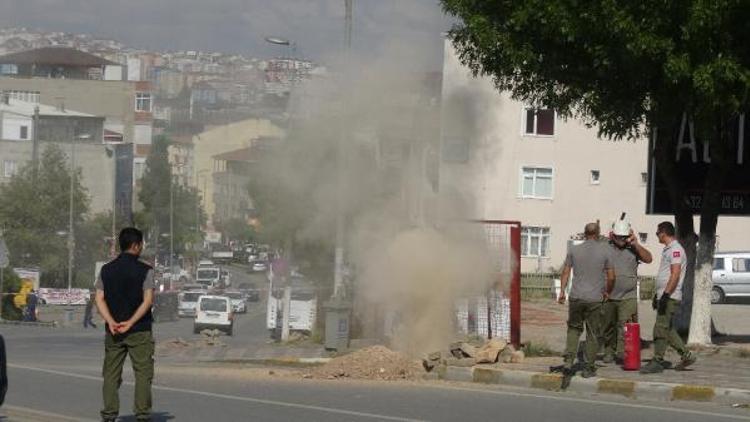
95 227 155 422
83 292 97 328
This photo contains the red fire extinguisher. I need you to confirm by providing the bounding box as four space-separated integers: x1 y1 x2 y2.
623 317 641 371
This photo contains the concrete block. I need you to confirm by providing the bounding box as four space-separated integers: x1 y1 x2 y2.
442 366 474 383
597 379 636 398
531 373 563 391
634 381 675 402
473 367 502 384
714 388 750 406
672 385 715 402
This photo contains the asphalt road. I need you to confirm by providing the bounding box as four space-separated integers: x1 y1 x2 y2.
4 351 750 422
2 265 750 421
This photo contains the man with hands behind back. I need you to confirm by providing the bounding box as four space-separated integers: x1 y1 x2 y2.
95 227 155 422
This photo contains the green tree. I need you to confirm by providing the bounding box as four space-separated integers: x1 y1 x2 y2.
0 146 89 287
139 135 205 260
441 0 750 344
217 217 256 244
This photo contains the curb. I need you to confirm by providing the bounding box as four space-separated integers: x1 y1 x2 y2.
435 365 750 405
0 319 57 328
203 356 332 366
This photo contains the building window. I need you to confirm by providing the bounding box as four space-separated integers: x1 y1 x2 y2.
638 232 648 243
524 108 555 136
520 167 553 199
521 226 550 257
3 160 17 178
590 170 600 184
8 90 40 103
19 126 28 140
641 172 648 185
135 93 152 112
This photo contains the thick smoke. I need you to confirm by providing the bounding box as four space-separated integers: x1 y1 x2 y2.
254 37 496 356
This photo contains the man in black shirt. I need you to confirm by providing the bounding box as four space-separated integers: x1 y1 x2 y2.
95 227 155 422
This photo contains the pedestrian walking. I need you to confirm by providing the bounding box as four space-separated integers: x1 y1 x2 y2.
601 218 652 363
640 222 696 373
25 290 38 322
557 222 615 379
83 292 97 329
95 227 155 422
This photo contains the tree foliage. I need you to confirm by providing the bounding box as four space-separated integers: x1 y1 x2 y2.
0 145 91 287
441 0 750 344
138 135 206 257
442 0 750 138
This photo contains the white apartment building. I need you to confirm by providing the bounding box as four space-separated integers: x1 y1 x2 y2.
439 40 750 276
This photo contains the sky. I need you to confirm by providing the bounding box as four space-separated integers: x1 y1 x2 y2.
0 0 453 69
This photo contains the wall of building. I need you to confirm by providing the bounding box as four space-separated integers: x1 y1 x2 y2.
0 77 141 144
0 112 31 140
439 40 750 276
0 140 115 214
192 118 282 226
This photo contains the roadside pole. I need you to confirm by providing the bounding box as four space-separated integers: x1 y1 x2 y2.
281 282 291 342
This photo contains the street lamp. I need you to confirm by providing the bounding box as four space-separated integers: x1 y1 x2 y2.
68 133 91 294
264 36 296 57
105 146 117 257
169 163 184 282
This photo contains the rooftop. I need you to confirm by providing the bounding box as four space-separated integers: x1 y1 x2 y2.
0 97 96 118
0 47 116 67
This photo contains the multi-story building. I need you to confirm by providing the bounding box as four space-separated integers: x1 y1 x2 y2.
192 119 283 227
0 97 120 214
439 40 750 275
0 47 154 158
211 146 258 225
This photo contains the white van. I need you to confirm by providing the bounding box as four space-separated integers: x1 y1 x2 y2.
712 252 750 304
178 290 206 317
194 295 233 335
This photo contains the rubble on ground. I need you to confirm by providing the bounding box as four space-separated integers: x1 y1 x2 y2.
305 345 420 380
155 335 227 354
423 337 524 371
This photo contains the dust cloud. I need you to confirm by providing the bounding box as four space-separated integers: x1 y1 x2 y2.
253 39 498 356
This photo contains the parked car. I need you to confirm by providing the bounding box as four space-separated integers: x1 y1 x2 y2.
712 252 750 304
224 291 247 313
194 295 233 335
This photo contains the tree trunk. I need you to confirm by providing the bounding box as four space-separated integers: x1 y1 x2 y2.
687 115 731 345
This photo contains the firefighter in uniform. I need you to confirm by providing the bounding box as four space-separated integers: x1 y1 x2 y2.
558 222 615 379
640 221 697 373
601 218 652 363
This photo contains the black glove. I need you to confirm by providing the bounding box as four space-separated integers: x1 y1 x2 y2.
657 293 671 314
652 295 658 310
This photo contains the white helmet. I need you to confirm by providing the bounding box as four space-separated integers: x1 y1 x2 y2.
612 219 631 237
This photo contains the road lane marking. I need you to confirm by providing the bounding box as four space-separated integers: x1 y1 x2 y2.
2 404 99 421
9 364 425 422
420 383 750 420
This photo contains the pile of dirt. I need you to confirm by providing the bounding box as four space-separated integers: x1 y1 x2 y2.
306 345 421 381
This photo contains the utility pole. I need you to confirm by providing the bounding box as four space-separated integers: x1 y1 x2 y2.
169 168 175 288
333 0 353 298
68 136 76 294
31 105 40 180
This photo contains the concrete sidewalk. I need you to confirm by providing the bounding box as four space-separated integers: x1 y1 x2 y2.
432 364 750 406
437 300 750 404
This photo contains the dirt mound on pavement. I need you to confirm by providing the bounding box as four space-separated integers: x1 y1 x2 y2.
307 346 421 380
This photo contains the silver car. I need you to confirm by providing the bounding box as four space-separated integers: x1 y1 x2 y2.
712 252 750 304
